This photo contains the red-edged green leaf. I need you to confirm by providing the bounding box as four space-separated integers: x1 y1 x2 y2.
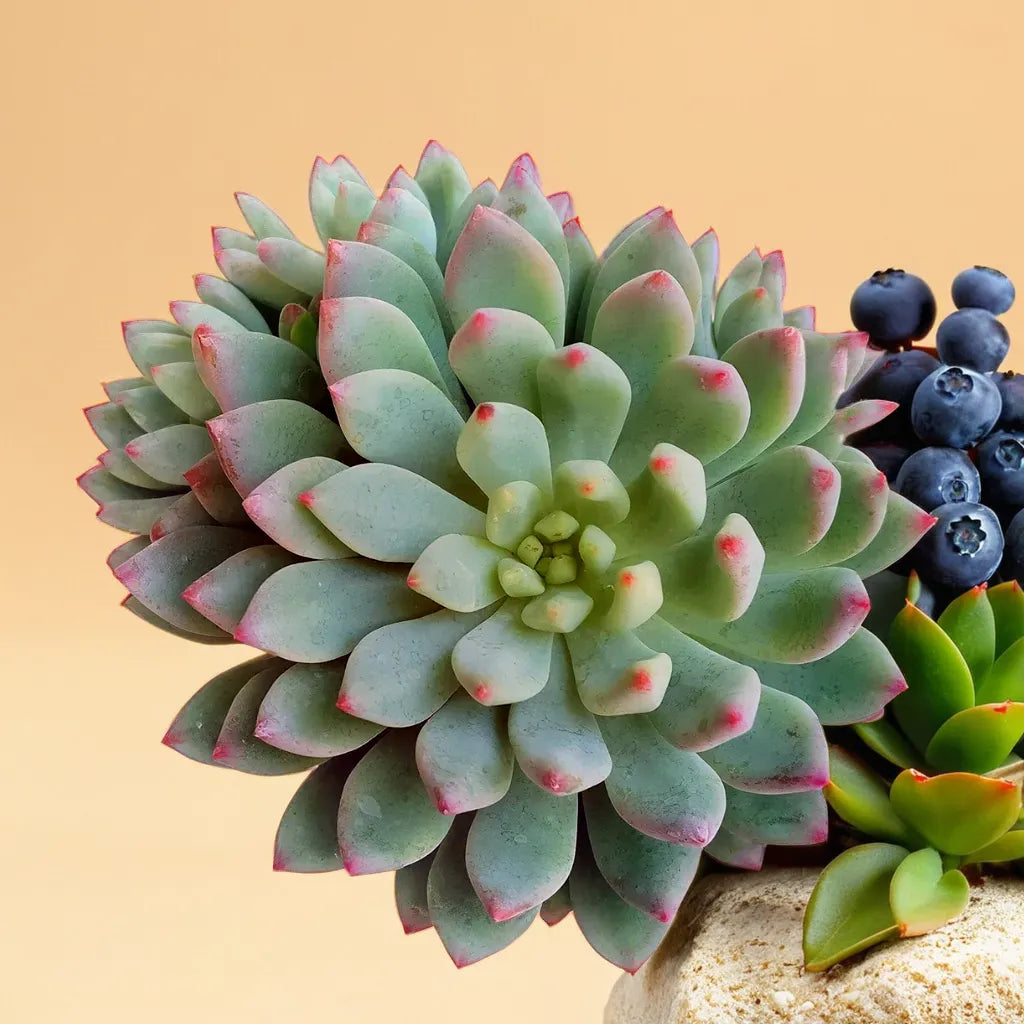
937 585 996 685
924 703 1024 774
889 601 975 753
890 769 1022 856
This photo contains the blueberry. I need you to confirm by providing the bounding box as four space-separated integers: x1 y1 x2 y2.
850 269 937 350
855 443 914 483
993 371 1024 432
840 348 940 444
1003 508 1024 584
894 447 981 511
911 365 1002 448
912 501 1004 589
935 308 1010 373
951 266 1015 315
976 432 1024 514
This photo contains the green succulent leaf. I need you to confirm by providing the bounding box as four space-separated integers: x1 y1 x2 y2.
705 445 841 561
183 452 248 525
428 816 539 968
704 827 766 869
317 295 449 396
583 210 701 341
194 328 326 412
600 714 726 846
116 383 190 432
306 463 484 563
853 718 923 770
924 703 1024 774
675 567 869 665
721 786 828 847
563 218 597 342
236 559 432 662
536 343 631 466
714 285 784 354
582 785 700 923
212 665 324 775
937 585 996 685
591 270 694 409
467 767 577 922
704 327 805 485
331 369 469 499
825 746 920 846
638 616 761 752
569 838 671 973
457 402 552 499
657 514 765 624
714 248 764 329
690 229 719 358
451 599 553 705
113 525 256 635
888 600 975 754
125 424 213 486
149 492 217 540
194 272 270 333
437 178 498 269
341 608 491 727
207 399 349 498
566 625 669 715
962 828 1024 865
769 332 849 450
485 481 547 552
493 164 571 287
446 205 565 345
610 355 751 483
183 544 299 633
415 692 514 814
449 308 555 414
802 842 906 972
408 534 506 613
323 240 448 379
216 247 309 307
242 457 352 560
162 656 276 764
701 686 828 794
508 639 612 795
149 361 220 421
838 491 936 580
395 852 435 934
256 662 383 757
889 769 1022 856
889 847 969 938
414 140 472 235
273 754 359 872
338 728 452 874
974 638 1024 704
539 882 573 926
988 580 1024 659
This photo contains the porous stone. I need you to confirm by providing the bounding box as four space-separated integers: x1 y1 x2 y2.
604 868 1024 1024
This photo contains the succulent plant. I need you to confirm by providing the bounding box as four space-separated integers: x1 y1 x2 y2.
803 577 1024 971
79 142 934 971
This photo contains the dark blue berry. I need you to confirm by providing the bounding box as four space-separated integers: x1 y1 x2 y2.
850 269 936 350
912 501 1004 589
911 365 1002 448
935 308 1009 373
976 432 1024 514
1003 508 1024 584
855 444 914 483
841 348 939 445
951 266 1015 315
894 447 981 511
993 371 1024 432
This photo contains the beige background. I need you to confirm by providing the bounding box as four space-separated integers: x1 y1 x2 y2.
4 1 1024 1021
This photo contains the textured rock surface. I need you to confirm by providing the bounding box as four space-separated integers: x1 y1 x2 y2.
604 868 1024 1024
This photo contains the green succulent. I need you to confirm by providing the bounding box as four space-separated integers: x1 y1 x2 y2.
803 578 1024 971
79 142 934 970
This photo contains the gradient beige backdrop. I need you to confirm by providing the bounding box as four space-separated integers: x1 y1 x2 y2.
4 1 1024 1021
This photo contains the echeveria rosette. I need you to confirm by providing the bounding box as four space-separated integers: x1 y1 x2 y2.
802 579 1024 971
78 143 934 972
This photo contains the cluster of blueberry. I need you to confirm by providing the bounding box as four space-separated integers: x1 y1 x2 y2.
842 266 1022 592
